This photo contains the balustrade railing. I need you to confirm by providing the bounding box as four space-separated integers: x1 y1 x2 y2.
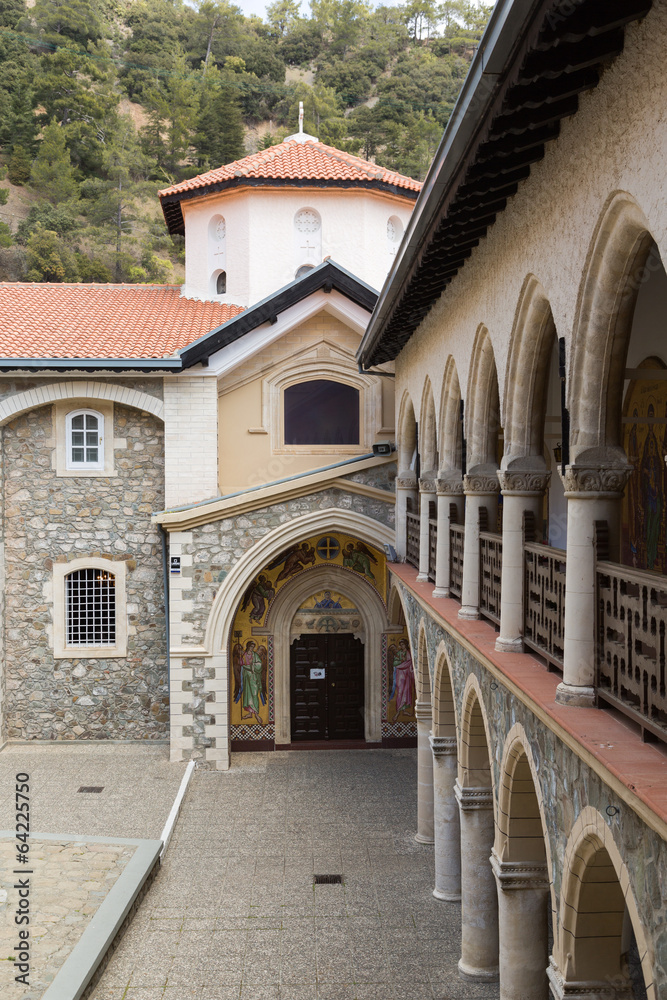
428 519 437 582
480 531 502 625
449 524 464 599
524 542 566 670
406 512 420 569
596 562 667 742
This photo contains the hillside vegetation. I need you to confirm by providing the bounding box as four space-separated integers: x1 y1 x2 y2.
0 0 492 284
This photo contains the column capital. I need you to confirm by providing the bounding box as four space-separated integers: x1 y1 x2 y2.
437 473 464 495
498 469 551 496
419 477 437 493
454 780 494 811
429 734 457 757
547 958 633 1000
560 463 632 498
396 474 417 490
463 472 500 495
490 849 549 890
414 701 432 723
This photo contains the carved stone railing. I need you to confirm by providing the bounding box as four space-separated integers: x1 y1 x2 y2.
480 531 502 626
449 523 464 600
406 512 420 569
428 519 437 582
524 542 566 671
596 562 667 743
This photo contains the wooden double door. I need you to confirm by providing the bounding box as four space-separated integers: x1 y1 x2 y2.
290 633 365 741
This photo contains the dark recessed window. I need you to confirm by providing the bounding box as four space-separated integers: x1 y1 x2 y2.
284 380 360 445
216 271 226 294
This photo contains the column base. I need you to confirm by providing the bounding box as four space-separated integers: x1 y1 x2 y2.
416 572 430 583
458 959 499 982
433 888 461 902
495 635 523 653
432 587 450 598
415 832 435 845
458 606 480 620
555 681 595 707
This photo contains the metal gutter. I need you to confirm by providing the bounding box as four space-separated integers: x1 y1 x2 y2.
0 356 184 372
357 0 543 368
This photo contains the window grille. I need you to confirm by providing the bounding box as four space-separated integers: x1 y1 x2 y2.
67 410 103 469
66 568 116 646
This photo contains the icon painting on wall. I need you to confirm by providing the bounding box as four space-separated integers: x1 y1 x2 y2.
387 637 415 722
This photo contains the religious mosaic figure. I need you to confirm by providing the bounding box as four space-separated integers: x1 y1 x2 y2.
241 574 276 623
315 590 342 608
388 638 414 722
268 542 316 582
233 639 268 724
343 540 377 581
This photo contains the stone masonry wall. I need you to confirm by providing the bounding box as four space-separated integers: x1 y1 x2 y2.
2 395 167 741
397 582 667 990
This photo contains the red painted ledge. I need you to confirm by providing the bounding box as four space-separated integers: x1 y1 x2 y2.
390 562 667 834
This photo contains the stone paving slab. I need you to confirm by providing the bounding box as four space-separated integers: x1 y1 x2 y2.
88 750 501 1000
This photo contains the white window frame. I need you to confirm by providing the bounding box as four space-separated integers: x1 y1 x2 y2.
55 401 115 477
66 408 104 471
53 557 127 659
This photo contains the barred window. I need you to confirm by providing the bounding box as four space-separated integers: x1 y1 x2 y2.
66 410 104 470
66 568 116 647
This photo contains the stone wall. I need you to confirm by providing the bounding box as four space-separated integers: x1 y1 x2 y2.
2 395 167 741
396 581 667 989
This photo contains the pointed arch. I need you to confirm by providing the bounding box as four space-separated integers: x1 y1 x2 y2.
459 675 494 794
466 325 501 471
418 375 438 473
432 640 457 740
569 192 656 462
387 583 407 629
397 390 417 473
556 807 654 999
502 275 558 467
416 619 432 703
438 356 463 473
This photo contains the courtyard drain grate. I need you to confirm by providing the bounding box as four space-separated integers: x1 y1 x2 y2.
78 786 104 793
313 874 343 885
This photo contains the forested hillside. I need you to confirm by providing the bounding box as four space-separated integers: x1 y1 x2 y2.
0 0 492 284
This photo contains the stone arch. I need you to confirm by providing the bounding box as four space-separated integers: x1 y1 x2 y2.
502 275 558 468
459 675 494 794
397 389 417 474
496 726 552 869
416 619 432 703
555 807 655 1000
432 641 457 740
465 325 501 472
569 191 656 463
438 356 463 473
263 563 389 745
0 381 164 427
419 375 438 473
387 583 406 629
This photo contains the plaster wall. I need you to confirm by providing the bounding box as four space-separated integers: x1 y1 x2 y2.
393 4 667 461
181 185 415 306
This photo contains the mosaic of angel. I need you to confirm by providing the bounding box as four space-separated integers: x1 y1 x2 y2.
233 639 268 724
388 638 415 722
241 574 276 623
267 541 316 583
343 540 377 581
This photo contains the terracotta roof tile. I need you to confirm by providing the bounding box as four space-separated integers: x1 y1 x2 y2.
0 284 244 359
159 139 422 198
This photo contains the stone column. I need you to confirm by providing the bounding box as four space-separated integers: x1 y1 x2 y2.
496 469 550 653
396 472 417 560
433 474 464 598
491 851 549 1000
455 782 499 981
460 472 500 620
415 700 435 844
547 958 633 1000
557 463 631 706
430 735 460 901
417 475 437 582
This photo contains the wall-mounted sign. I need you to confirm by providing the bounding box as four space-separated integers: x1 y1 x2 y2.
170 556 181 575
310 667 325 680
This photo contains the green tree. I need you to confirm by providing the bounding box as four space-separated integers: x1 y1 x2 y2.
141 57 200 174
0 187 8 206
196 82 246 167
15 203 82 245
30 119 79 203
0 222 11 248
26 228 80 281
310 0 371 55
266 0 301 37
0 0 24 28
26 0 104 45
8 145 32 185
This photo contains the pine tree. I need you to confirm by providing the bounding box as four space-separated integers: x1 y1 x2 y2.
30 119 79 203
0 0 24 28
196 83 245 169
8 145 32 185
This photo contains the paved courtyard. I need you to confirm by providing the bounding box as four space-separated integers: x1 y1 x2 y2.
90 749 500 1000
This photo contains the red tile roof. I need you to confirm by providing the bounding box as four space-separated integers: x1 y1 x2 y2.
0 284 244 359
159 139 423 200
